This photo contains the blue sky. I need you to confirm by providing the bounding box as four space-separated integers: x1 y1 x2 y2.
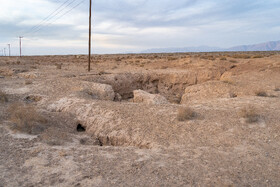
0 0 280 55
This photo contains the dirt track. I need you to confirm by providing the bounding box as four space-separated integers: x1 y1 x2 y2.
0 52 280 186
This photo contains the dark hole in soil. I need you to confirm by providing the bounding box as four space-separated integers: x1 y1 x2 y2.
77 124 86 132
97 138 103 146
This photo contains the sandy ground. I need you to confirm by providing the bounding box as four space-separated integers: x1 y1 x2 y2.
0 52 280 186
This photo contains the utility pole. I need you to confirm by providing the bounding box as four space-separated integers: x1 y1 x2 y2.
19 36 23 57
88 0 92 72
8 44 11 56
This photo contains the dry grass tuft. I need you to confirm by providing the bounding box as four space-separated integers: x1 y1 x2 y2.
229 60 238 63
232 54 251 59
55 63 62 69
255 90 268 97
229 92 237 98
8 103 48 134
25 80 33 85
177 107 196 121
0 91 8 103
240 105 260 123
274 87 280 91
252 55 264 58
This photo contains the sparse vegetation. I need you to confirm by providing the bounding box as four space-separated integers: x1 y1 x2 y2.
222 79 235 85
232 54 251 59
229 92 237 98
24 95 42 103
8 103 48 134
167 57 178 61
240 105 260 123
25 80 33 85
200 55 216 60
274 87 280 91
255 90 268 97
0 91 8 103
252 55 264 58
55 63 62 69
229 60 238 63
177 107 196 121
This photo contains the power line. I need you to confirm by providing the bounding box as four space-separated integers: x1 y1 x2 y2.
24 0 73 35
27 0 85 36
24 0 79 36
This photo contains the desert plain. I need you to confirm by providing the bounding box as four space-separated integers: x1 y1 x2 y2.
0 52 280 186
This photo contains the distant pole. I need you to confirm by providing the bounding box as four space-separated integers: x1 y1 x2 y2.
4 48 6 56
19 36 23 57
88 0 92 72
8 44 11 56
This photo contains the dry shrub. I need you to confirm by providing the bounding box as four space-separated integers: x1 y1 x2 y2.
252 55 263 58
167 57 178 61
200 55 208 60
220 57 227 60
24 95 42 103
274 87 280 91
25 80 33 85
116 57 122 62
240 106 259 123
222 79 235 85
200 55 216 61
255 90 268 97
55 63 62 69
208 56 216 61
229 92 237 98
0 91 8 103
229 60 238 63
8 103 48 134
232 54 251 59
177 107 196 121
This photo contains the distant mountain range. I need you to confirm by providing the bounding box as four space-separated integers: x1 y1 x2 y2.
141 40 280 53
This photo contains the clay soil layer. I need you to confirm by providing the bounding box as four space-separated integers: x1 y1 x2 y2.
1 52 280 186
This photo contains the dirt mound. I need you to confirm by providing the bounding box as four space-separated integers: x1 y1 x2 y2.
133 89 169 105
181 81 237 103
83 70 224 103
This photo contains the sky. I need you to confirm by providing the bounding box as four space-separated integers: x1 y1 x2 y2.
0 0 280 55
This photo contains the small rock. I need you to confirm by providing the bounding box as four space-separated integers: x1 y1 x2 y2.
82 82 115 101
133 90 168 105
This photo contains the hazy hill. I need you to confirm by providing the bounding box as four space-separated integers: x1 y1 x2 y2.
142 40 280 53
